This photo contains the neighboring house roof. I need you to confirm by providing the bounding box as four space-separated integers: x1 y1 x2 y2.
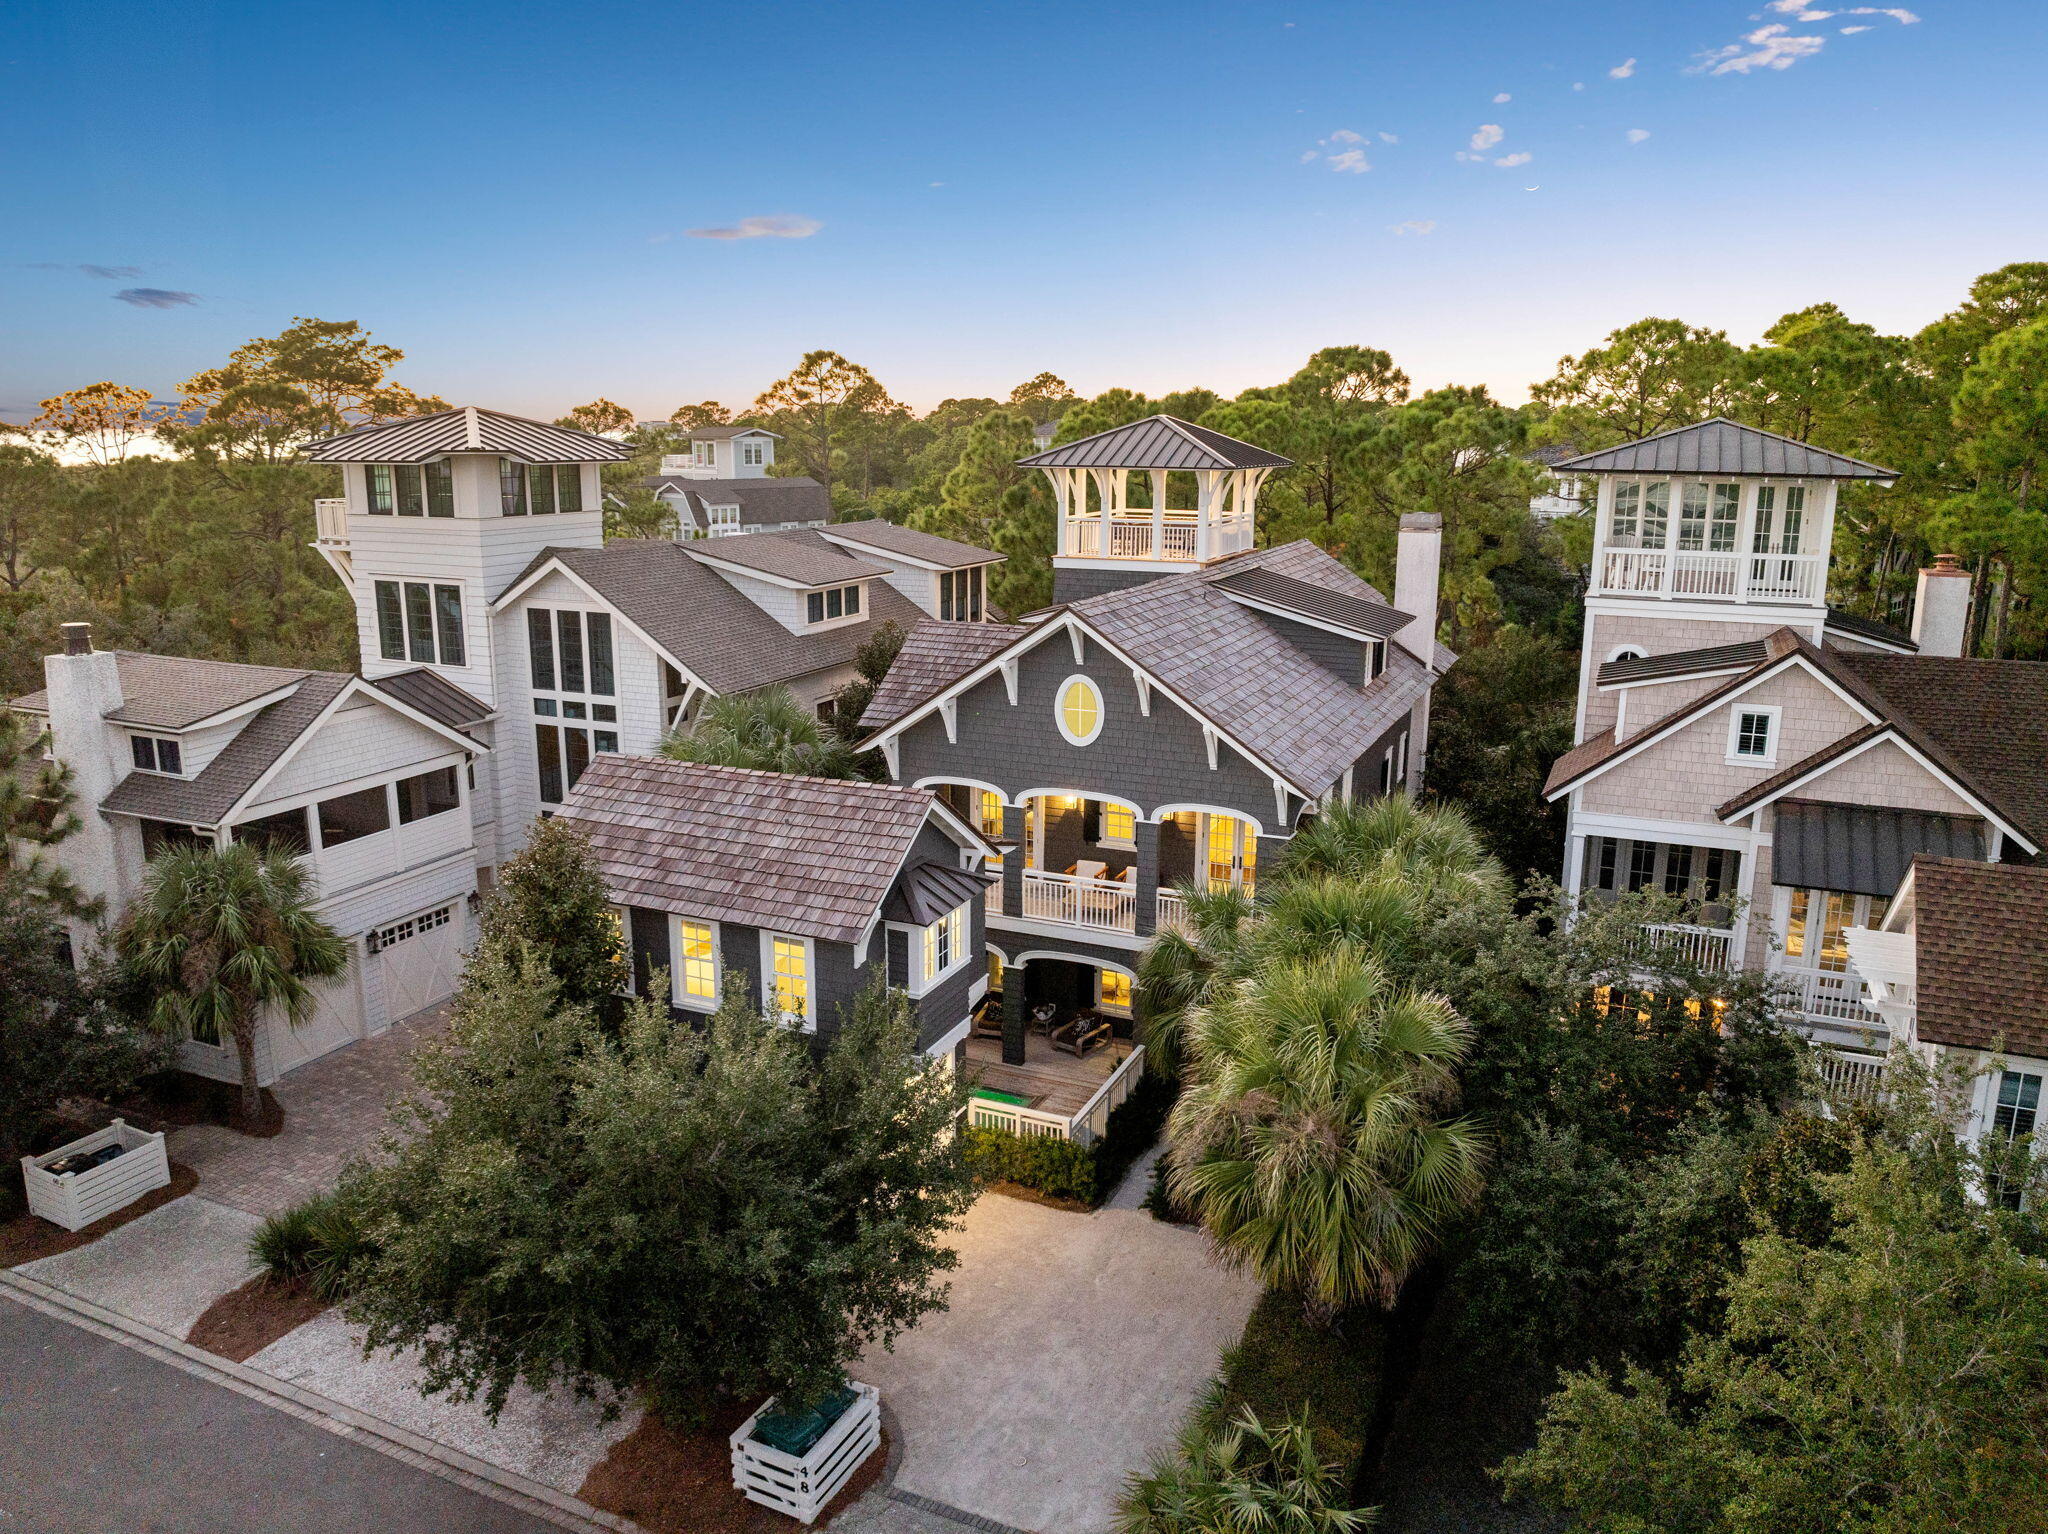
860 540 1441 800
688 533 891 587
1549 628 2048 851
1770 799 1987 898
685 426 777 442
368 668 494 730
299 407 631 464
500 531 936 696
1017 414 1294 471
643 476 832 529
10 651 302 730
1906 858 2048 1058
99 672 354 825
1552 419 1897 481
861 621 1024 731
1825 607 1917 651
1524 443 1582 468
1212 565 1413 641
822 518 1007 570
1597 639 1771 687
556 755 956 945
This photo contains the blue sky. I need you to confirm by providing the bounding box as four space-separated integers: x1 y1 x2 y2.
5 0 2045 421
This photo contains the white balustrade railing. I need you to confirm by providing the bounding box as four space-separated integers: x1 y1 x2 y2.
1782 968 1882 1029
1640 922 1733 969
1155 890 1189 933
1062 515 1213 562
1020 868 1136 933
1814 1048 1888 1102
313 497 349 543
965 1094 1073 1138
1071 1044 1146 1144
1596 548 1824 603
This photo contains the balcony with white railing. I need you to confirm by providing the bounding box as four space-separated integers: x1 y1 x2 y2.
1061 513 1254 564
1155 889 1189 934
314 497 349 545
1639 922 1734 969
1019 867 1137 934
1594 547 1825 604
963 1035 1146 1144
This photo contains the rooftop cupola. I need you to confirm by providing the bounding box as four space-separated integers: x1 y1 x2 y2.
1019 415 1292 602
1553 419 1895 613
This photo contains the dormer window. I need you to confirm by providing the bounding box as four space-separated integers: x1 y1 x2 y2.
805 583 864 624
366 462 454 518
705 504 741 536
740 439 765 468
130 735 183 775
939 567 985 622
692 441 719 469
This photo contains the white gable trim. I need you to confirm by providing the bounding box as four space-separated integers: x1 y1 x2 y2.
816 530 998 573
1545 651 1882 802
1715 726 2037 855
490 557 716 700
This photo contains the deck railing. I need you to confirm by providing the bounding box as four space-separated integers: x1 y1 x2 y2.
1155 890 1189 933
1814 1047 1888 1103
1020 868 1136 934
967 1043 1148 1145
1782 968 1882 1030
1071 1044 1146 1145
964 1093 1075 1139
1595 547 1824 604
1638 922 1734 969
313 497 349 544
1061 515 1252 563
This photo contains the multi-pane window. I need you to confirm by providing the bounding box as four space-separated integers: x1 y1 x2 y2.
395 766 460 824
920 902 968 986
1991 1070 2041 1209
692 440 718 469
528 607 619 802
1784 889 1888 972
130 735 183 775
1677 483 1741 553
1609 481 1670 547
704 504 741 536
1732 709 1775 760
1587 839 1740 911
1057 677 1103 745
497 460 585 516
805 583 865 624
364 461 454 517
939 567 985 622
1099 969 1133 1014
740 439 766 467
673 918 719 1008
374 580 465 666
977 791 1004 837
1751 485 1807 553
767 934 811 1027
1100 802 1136 846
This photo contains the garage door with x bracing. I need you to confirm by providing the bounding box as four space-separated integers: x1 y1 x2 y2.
369 903 465 1023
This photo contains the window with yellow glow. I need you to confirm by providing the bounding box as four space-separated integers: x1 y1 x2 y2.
1098 969 1133 1013
988 951 1004 991
768 935 810 1026
675 919 718 1006
977 790 1004 836
1100 802 1136 845
1056 676 1103 745
920 902 968 984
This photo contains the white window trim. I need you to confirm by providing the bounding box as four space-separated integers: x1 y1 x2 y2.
909 902 973 997
761 930 816 1032
1096 967 1135 1017
372 574 470 670
1097 800 1137 850
803 582 868 631
128 733 185 777
670 914 722 1012
1605 645 1647 664
1726 703 1782 768
1055 674 1105 747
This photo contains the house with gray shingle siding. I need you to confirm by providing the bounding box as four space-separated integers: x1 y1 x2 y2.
1542 418 2048 1090
855 416 1453 1120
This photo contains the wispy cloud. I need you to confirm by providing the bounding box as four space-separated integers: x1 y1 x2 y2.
1695 3 1917 74
1492 91 1512 103
686 214 821 240
1626 128 1652 143
1304 128 1376 172
26 261 145 278
1767 0 1919 19
1392 220 1437 236
1456 123 1529 167
1495 151 1533 167
114 288 198 308
1608 58 1638 78
1378 131 1399 144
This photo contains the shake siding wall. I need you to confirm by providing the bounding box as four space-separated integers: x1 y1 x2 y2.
1611 671 1757 740
895 633 1285 831
1783 738 1979 817
173 717 249 779
704 568 810 633
1577 668 1869 822
624 905 866 1041
1580 612 1799 742
1052 566 1176 603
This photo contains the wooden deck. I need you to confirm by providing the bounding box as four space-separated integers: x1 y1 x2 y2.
963 1031 1137 1119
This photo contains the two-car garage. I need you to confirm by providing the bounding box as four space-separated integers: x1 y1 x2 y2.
255 901 469 1081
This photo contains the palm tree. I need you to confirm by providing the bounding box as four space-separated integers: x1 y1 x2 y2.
1117 1404 1373 1534
1272 793 1504 904
1168 950 1485 1319
120 842 347 1125
1137 883 1256 1078
661 686 858 778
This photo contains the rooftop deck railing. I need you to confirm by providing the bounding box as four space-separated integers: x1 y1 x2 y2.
1594 547 1824 603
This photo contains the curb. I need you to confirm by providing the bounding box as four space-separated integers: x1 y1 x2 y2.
0 1268 639 1534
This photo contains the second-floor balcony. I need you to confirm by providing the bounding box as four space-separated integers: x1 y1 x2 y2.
1596 547 1825 604
1020 866 1137 934
314 496 350 545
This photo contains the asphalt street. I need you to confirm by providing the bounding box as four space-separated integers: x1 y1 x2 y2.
0 1294 562 1534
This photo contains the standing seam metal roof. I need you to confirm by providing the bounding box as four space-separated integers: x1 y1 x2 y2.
299 407 632 464
1553 419 1896 480
1016 415 1293 471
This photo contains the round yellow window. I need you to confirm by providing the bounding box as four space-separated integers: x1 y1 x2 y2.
1057 676 1103 745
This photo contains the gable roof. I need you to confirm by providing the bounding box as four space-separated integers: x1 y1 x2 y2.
1017 414 1293 471
1552 419 1896 481
1825 607 1916 652
860 541 1440 799
299 407 631 464
686 426 778 441
686 532 889 587
98 672 354 825
1212 565 1413 641
1596 638 1772 688
1907 858 2048 1057
821 518 1006 570
556 755 959 945
10 652 304 730
500 531 932 696
643 476 832 528
861 620 1024 731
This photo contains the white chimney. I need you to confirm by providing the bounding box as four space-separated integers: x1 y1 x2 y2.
41 625 132 932
1911 553 1972 658
1393 513 1443 663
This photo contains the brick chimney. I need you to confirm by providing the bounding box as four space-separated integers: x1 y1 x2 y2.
1393 513 1443 663
1911 553 1972 658
40 626 134 930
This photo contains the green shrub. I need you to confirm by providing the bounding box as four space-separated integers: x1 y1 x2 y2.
1207 1290 1387 1480
962 1125 1098 1204
251 1189 369 1301
1118 1403 1373 1533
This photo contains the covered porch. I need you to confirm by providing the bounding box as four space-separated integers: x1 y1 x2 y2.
964 950 1148 1141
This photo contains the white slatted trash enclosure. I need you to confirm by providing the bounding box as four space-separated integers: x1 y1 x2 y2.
22 1119 171 1232
730 1382 881 1523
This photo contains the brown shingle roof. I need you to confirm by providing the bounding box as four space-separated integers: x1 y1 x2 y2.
508 532 931 696
100 673 353 825
1908 858 2048 1057
11 652 305 730
860 620 1022 731
822 519 1006 570
556 756 950 944
687 533 890 586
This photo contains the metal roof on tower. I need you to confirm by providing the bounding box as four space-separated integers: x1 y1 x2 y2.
298 407 633 464
1017 414 1293 471
1552 419 1896 482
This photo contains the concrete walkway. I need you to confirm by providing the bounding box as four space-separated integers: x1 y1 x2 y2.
170 1003 452 1216
16 1194 263 1336
856 1192 1258 1534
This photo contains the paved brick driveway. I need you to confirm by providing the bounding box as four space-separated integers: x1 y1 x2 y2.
168 1004 452 1216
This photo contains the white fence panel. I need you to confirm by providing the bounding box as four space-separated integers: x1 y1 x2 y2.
730 1382 882 1524
21 1120 171 1233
